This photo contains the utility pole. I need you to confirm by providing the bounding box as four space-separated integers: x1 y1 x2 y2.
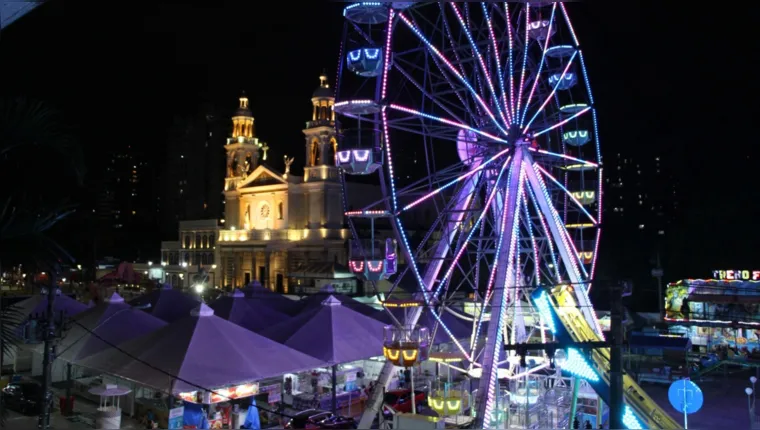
38 269 57 430
608 282 624 430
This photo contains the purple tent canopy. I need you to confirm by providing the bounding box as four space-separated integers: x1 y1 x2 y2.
241 282 298 315
391 307 473 344
14 289 88 321
128 285 200 322
260 295 387 364
291 290 387 321
79 303 325 394
210 289 289 332
47 293 166 362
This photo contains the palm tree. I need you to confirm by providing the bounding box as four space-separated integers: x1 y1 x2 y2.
0 97 84 426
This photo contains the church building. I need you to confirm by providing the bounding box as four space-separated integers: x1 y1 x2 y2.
160 74 356 293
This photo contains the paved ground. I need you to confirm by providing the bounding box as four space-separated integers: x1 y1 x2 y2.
4 395 144 430
642 369 757 428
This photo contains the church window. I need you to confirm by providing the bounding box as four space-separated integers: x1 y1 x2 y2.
260 203 271 220
310 138 320 166
277 201 284 220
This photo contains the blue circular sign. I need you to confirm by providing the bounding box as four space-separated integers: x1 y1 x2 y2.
668 379 704 414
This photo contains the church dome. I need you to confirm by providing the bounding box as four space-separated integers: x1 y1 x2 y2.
312 74 334 99
235 91 252 117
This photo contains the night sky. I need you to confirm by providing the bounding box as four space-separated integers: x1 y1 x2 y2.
1 1 757 307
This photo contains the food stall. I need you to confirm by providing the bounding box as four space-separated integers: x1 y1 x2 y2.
289 366 367 416
177 382 259 429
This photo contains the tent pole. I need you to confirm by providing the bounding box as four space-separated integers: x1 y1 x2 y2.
332 364 338 415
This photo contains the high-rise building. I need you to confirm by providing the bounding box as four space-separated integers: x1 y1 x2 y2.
161 105 226 238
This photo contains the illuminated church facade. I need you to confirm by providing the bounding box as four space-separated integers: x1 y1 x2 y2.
161 74 357 293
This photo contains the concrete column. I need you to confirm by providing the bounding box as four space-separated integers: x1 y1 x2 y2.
264 251 271 291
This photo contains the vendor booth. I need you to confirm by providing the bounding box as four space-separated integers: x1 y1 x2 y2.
78 303 325 427
261 295 388 416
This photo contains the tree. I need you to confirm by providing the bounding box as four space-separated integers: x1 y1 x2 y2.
0 97 84 427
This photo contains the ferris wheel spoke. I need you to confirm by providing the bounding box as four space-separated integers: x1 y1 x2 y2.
503 3 517 118
400 148 510 213
398 13 510 136
532 103 590 137
388 104 508 144
529 146 596 168
519 3 558 127
449 2 511 128
522 50 577 133
433 155 512 298
481 3 511 123
535 164 598 225
392 61 466 124
514 3 531 125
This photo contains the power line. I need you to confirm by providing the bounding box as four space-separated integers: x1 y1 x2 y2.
66 319 307 425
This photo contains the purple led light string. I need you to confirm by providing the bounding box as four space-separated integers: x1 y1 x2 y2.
505 3 516 119
483 163 525 423
398 13 509 136
523 50 577 133
520 3 557 127
389 104 508 144
535 164 597 225
482 3 511 125
401 146 511 212
450 2 510 128
530 146 597 167
433 154 512 298
527 182 561 282
514 3 530 125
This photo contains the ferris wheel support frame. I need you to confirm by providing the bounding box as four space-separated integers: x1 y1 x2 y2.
357 175 479 429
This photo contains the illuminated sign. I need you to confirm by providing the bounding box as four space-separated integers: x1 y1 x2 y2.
713 270 760 281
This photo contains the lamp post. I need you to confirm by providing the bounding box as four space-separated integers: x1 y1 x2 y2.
211 264 217 288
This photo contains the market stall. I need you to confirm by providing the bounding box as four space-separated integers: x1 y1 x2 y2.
261 295 387 415
78 303 325 425
210 289 290 332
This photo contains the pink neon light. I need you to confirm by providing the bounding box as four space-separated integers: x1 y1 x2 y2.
559 3 580 47
530 147 598 167
450 2 510 128
349 261 364 272
367 261 384 273
482 3 511 125
389 104 508 144
535 164 598 225
398 13 509 136
521 3 557 127
533 106 591 137
505 4 516 119
514 4 531 125
402 147 511 212
435 156 512 295
523 50 577 134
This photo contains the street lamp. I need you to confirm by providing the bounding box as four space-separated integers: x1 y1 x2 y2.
747 387 754 424
148 261 153 266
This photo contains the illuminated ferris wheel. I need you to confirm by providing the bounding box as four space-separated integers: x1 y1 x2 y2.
333 2 603 427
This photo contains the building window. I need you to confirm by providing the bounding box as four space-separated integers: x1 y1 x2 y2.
184 235 191 249
209 235 215 248
278 201 284 220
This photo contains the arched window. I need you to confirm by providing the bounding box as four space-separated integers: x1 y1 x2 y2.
195 234 201 249
207 252 214 264
202 235 208 248
277 201 284 220
201 253 207 265
327 137 338 164
183 253 190 263
209 235 215 248
310 138 321 166
184 235 191 249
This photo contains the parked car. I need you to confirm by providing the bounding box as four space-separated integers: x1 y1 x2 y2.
285 409 356 429
383 389 427 415
1 382 45 415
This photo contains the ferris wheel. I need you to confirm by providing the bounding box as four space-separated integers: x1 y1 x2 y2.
334 2 603 427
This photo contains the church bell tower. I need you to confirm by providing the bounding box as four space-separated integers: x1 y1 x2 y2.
225 92 263 190
302 73 338 183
